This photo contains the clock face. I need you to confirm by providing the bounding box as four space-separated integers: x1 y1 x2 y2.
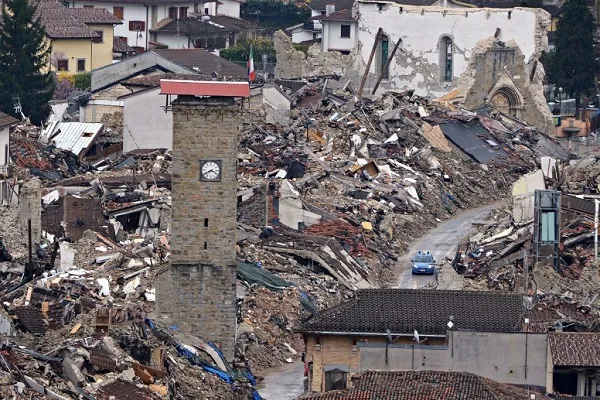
201 160 221 181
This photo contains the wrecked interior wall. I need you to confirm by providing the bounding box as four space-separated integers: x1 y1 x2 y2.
274 31 359 81
354 3 549 97
42 195 104 241
455 39 554 134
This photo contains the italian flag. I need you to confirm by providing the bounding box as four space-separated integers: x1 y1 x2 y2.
247 45 255 81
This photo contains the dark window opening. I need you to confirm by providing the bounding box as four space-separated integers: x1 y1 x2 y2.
179 6 188 18
440 36 453 82
204 218 208 227
204 7 209 14
4 144 8 164
77 59 85 72
92 30 103 43
340 24 350 38
83 5 94 8
57 59 68 71
325 370 347 392
204 242 208 250
553 369 578 395
168 7 178 18
113 6 123 19
377 35 389 80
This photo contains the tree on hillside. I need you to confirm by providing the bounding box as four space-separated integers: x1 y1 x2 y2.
550 0 597 117
241 0 309 32
0 0 55 125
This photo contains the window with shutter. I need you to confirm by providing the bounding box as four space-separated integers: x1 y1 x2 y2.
168 7 177 18
113 6 123 19
129 20 145 31
179 6 188 18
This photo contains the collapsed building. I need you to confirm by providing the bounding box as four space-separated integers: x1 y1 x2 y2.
274 2 553 133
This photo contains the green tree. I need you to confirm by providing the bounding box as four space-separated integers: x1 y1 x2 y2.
551 0 597 117
241 0 309 32
0 0 55 125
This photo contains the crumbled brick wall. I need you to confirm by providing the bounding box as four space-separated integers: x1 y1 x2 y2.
156 96 241 360
19 179 41 245
62 195 104 241
42 195 104 241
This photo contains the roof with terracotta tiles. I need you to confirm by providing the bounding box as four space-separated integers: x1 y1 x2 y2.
0 111 19 129
304 371 551 400
310 8 355 21
549 333 600 367
68 7 122 24
37 0 99 39
299 289 526 335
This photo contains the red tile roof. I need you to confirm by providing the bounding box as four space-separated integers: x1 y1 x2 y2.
305 371 551 400
549 333 600 367
160 79 249 97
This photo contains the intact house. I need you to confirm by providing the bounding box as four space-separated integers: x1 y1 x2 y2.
66 0 246 51
81 48 247 153
0 112 19 205
286 0 354 44
38 0 118 72
297 288 600 397
275 2 554 133
149 15 256 51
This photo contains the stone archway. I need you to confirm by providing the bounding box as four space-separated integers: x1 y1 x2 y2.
490 86 523 118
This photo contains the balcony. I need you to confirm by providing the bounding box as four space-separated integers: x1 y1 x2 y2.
303 21 322 31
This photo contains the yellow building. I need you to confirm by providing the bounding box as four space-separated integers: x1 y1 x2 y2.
37 0 120 72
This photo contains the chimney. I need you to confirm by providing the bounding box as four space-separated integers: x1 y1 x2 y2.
325 3 335 16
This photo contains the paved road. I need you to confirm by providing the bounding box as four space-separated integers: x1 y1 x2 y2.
395 202 502 289
257 361 305 400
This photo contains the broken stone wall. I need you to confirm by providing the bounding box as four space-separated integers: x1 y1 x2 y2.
354 4 549 97
455 39 554 134
274 31 359 81
19 179 41 246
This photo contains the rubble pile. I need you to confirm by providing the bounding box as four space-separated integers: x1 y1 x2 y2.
450 155 600 331
0 74 575 397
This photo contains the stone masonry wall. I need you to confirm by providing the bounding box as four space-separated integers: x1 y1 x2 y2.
156 96 241 360
19 178 41 246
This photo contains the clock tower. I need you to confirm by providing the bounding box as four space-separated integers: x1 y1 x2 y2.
156 80 249 360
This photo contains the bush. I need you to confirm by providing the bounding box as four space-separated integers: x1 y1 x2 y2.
293 44 309 54
73 72 91 90
220 37 276 64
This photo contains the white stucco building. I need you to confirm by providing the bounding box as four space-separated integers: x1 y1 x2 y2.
0 112 19 205
68 0 244 50
314 1 548 97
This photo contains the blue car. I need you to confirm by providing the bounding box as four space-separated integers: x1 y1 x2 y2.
411 251 436 275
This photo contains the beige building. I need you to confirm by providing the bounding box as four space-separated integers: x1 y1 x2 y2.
37 0 120 72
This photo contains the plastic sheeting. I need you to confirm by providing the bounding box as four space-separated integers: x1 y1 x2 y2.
237 262 294 291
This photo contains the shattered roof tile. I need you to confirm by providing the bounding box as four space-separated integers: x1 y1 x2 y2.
549 333 600 367
97 379 159 400
299 289 525 335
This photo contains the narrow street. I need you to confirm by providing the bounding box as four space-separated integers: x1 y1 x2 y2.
257 362 305 400
395 202 503 289
259 202 504 398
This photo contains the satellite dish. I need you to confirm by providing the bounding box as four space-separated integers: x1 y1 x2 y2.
201 15 210 22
